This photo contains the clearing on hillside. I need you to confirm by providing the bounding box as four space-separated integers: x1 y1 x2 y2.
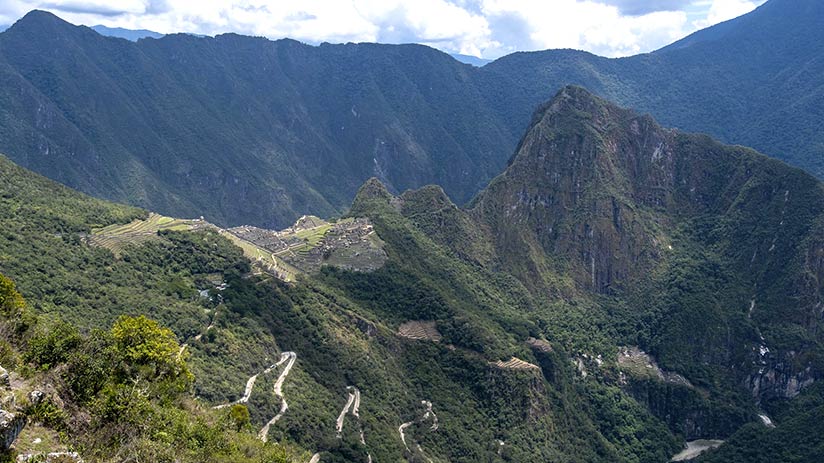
617 346 693 387
526 337 553 353
493 357 540 371
397 321 442 342
227 216 386 275
88 213 211 255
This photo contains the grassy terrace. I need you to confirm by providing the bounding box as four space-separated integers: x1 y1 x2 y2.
89 213 203 255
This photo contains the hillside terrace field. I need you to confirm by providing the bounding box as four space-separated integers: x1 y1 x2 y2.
87 213 210 255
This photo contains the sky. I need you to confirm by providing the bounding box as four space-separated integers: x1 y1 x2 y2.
0 0 767 59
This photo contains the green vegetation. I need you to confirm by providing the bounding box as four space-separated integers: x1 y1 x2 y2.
697 383 824 463
1 80 823 462
0 149 688 461
0 274 305 462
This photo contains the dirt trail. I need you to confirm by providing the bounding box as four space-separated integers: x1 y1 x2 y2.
308 453 320 463
399 400 438 454
335 386 371 461
258 351 298 442
213 349 290 412
213 359 278 410
336 386 358 436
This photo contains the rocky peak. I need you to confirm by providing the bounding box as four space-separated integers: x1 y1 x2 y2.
3 10 81 40
474 86 676 293
348 177 398 220
352 177 392 203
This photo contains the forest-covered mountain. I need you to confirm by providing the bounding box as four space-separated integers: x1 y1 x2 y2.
0 10 512 228
0 0 823 228
1 86 822 462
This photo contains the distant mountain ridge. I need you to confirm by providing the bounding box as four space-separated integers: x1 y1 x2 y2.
0 0 822 230
0 10 515 228
450 53 491 67
91 24 164 41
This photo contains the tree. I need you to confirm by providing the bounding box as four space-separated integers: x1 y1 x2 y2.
110 315 191 385
229 404 251 431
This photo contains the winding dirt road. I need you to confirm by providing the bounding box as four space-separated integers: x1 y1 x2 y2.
335 386 371 462
213 356 280 410
399 400 438 454
336 386 359 436
258 351 298 442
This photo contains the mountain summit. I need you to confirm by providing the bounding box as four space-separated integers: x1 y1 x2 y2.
465 86 824 411
473 86 675 293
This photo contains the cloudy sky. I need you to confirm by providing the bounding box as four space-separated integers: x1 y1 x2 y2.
0 0 766 59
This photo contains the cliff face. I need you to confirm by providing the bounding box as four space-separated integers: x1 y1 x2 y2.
476 87 676 293
471 86 824 406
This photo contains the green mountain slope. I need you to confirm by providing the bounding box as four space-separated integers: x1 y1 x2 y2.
1 0 824 229
0 155 309 461
2 84 824 461
396 86 824 460
0 10 512 228
472 84 824 400
0 150 693 462
0 136 709 461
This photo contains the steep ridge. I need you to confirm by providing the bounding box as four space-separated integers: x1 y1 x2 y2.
2 0 824 228
388 86 824 458
472 85 824 403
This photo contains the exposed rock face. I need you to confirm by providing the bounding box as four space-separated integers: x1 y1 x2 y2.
355 318 378 338
0 408 25 450
28 390 44 405
746 359 816 401
472 86 679 294
0 366 9 389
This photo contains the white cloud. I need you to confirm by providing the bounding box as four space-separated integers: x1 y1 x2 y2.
692 0 764 28
481 0 690 57
0 0 768 59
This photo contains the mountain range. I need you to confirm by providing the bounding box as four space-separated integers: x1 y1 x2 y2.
0 0 823 228
90 24 165 41
1 84 822 462
1 1 824 461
